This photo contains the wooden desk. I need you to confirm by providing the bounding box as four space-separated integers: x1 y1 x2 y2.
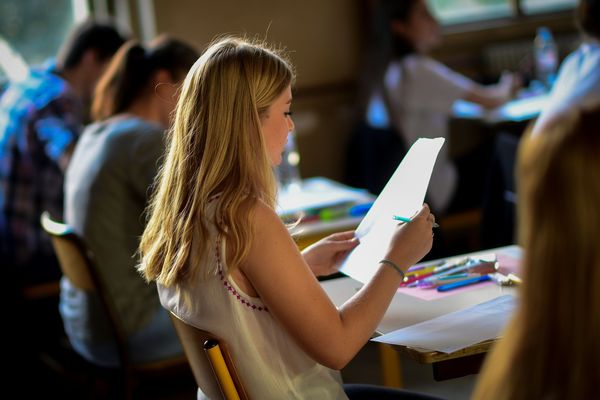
450 94 548 159
321 245 520 381
453 95 548 125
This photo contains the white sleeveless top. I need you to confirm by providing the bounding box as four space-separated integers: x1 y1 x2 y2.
158 200 346 400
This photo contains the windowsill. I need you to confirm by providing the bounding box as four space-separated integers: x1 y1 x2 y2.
433 9 577 61
441 9 575 38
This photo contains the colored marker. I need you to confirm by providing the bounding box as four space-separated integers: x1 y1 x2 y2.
407 260 446 272
349 202 374 217
401 271 435 286
393 215 439 228
319 202 374 221
402 260 472 286
417 273 480 289
436 275 492 292
405 264 439 277
507 273 522 285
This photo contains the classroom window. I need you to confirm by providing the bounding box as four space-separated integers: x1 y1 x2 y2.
429 0 576 25
429 0 513 25
0 0 88 81
520 0 577 14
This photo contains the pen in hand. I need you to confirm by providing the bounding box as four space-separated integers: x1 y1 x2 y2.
393 215 439 228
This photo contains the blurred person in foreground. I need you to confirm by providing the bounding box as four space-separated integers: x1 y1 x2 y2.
473 103 600 399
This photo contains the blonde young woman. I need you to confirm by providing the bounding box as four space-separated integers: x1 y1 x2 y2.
473 104 600 399
138 37 440 400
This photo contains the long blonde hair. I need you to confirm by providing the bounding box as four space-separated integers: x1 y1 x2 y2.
474 105 600 399
138 37 294 285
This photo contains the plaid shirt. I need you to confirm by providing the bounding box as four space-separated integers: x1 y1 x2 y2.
0 61 82 268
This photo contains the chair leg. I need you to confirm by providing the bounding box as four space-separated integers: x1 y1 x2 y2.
378 344 403 388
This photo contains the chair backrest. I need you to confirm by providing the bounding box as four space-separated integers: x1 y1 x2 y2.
40 211 131 369
169 313 249 400
41 212 192 399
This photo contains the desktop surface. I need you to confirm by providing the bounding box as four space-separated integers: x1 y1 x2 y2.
321 245 520 363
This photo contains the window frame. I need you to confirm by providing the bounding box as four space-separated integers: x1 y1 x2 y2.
432 0 577 33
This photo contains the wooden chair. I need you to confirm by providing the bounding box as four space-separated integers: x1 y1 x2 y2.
169 312 249 400
40 211 190 399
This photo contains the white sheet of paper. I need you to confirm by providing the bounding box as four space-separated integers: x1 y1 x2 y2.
372 295 516 353
339 137 444 284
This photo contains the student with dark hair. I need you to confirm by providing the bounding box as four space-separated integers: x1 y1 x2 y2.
533 0 600 133
56 20 130 72
0 19 125 285
62 35 199 367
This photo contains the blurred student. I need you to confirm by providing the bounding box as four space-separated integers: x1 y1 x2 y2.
0 20 125 285
482 0 600 247
61 36 198 367
533 0 600 133
137 37 442 400
354 0 517 213
473 104 600 399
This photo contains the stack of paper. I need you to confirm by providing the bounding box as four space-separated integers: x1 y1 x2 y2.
372 295 516 353
276 177 371 217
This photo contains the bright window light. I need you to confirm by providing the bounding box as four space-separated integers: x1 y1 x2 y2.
521 0 577 14
429 0 513 25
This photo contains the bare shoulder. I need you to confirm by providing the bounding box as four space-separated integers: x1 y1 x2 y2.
249 198 278 220
243 197 300 265
247 198 285 231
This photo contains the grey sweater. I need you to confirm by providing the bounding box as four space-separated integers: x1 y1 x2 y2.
64 116 165 338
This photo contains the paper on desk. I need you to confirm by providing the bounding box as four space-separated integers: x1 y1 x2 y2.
372 295 516 353
339 137 444 284
276 177 370 216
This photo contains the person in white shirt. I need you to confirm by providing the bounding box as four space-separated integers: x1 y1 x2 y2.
137 37 441 400
359 0 517 213
533 0 600 134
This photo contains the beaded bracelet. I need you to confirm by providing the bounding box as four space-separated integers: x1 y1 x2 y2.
379 259 405 280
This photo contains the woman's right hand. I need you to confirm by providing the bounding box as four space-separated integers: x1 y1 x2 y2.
384 204 434 271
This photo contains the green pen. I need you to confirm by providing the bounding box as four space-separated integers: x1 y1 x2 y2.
393 215 439 228
438 273 471 280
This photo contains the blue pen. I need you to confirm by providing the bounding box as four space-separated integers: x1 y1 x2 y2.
416 273 477 289
393 215 439 228
436 275 491 292
349 202 374 217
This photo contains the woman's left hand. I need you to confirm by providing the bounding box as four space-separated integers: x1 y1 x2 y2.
302 231 359 277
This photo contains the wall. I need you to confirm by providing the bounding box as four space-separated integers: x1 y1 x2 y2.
116 0 579 184
150 0 364 181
